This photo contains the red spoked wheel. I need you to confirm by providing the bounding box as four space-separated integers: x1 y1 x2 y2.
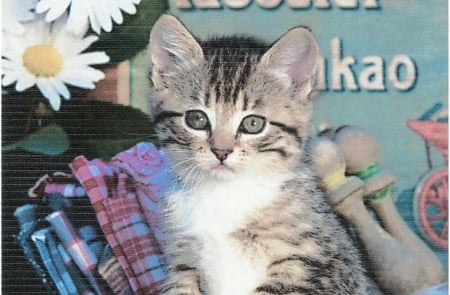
414 167 448 249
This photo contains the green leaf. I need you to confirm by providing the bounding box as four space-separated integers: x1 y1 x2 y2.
85 138 147 159
2 124 69 156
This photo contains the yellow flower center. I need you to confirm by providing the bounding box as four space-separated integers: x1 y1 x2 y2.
22 45 63 77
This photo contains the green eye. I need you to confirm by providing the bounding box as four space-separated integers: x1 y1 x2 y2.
185 110 210 130
239 115 266 134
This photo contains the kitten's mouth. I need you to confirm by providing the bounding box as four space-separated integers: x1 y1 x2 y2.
210 163 236 179
213 163 234 172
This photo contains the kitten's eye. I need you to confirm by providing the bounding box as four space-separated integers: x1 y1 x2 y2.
239 115 266 134
185 110 210 130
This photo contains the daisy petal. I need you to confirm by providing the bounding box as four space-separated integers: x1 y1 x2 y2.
37 0 71 22
37 78 62 111
71 35 99 54
3 31 30 60
59 68 103 89
18 0 39 21
67 52 110 67
15 72 36 91
116 0 137 14
55 34 98 58
35 0 55 13
88 9 101 34
3 22 25 34
2 72 19 87
66 0 90 35
50 79 71 100
2 0 37 34
2 58 17 71
44 4 69 22
92 0 113 32
35 0 140 34
49 13 68 36
109 4 124 25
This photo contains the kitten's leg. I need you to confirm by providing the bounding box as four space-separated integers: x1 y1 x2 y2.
161 237 203 295
252 252 369 295
252 255 324 295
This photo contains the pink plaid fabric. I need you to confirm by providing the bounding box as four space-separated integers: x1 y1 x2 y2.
111 142 170 245
70 143 170 295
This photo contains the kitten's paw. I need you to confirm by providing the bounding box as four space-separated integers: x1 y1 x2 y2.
161 282 203 295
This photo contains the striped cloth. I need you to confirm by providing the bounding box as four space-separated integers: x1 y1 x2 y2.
98 245 133 295
70 142 171 294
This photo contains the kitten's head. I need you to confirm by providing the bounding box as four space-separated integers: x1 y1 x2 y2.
148 15 319 183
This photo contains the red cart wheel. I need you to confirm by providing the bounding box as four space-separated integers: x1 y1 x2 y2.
413 167 448 249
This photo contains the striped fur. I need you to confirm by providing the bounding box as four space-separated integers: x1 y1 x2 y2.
149 15 375 295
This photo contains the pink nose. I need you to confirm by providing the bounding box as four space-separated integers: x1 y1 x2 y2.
211 148 233 162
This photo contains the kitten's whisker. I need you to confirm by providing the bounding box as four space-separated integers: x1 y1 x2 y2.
168 157 196 170
181 163 200 193
174 162 197 194
189 166 203 193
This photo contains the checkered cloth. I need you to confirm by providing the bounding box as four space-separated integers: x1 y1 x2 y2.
71 142 171 294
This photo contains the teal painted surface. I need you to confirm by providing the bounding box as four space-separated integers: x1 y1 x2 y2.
168 0 448 268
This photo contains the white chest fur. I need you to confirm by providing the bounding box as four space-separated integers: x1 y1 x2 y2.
170 174 291 295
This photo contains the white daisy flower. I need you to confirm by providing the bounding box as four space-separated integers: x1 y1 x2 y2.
2 16 110 111
2 0 39 34
36 0 142 35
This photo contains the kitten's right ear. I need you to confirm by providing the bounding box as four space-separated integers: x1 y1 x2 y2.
259 26 319 99
149 15 204 88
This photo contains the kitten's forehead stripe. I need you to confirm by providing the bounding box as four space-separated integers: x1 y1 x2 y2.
200 37 268 108
202 92 210 108
242 94 249 111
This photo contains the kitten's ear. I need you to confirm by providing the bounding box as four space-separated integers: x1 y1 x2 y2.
149 15 204 88
259 27 319 98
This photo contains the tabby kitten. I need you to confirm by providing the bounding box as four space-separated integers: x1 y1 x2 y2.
148 14 372 295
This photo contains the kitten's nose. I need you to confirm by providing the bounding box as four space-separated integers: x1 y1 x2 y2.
211 148 233 162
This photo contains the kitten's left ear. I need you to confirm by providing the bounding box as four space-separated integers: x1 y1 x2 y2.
149 15 204 88
259 27 319 97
